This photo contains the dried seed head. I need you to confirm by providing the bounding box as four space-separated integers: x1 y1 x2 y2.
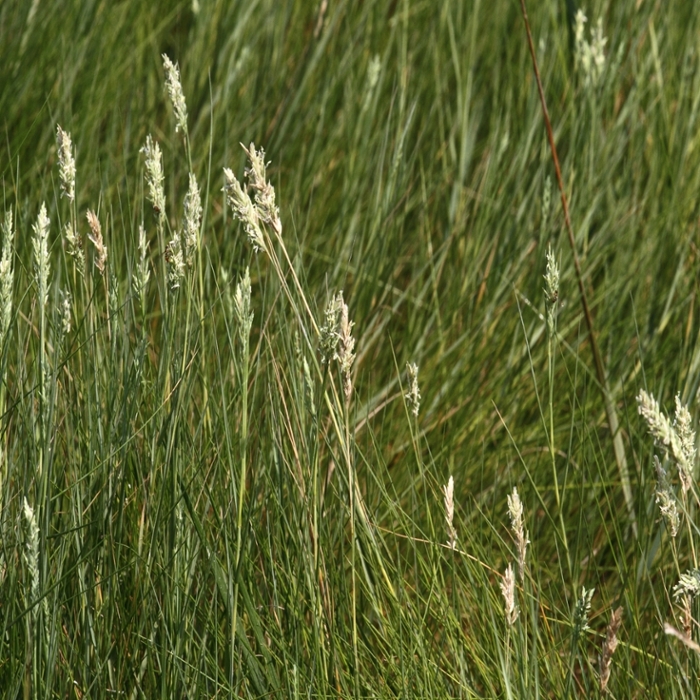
336 296 356 400
63 221 85 277
56 125 76 202
165 236 185 290
599 606 623 692
500 563 519 626
0 211 15 348
141 135 166 223
162 54 188 135
223 167 265 252
86 210 107 275
183 172 202 266
405 362 421 418
243 143 281 234
60 289 72 335
638 390 693 493
654 456 680 537
320 291 343 364
443 475 457 549
234 266 253 346
22 497 40 615
32 203 51 309
133 224 150 305
507 487 529 580
673 569 700 600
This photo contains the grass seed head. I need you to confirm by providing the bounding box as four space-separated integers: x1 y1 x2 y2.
320 291 343 364
223 167 265 252
183 172 202 265
162 54 188 135
599 606 623 692
141 135 166 224
574 586 594 636
673 569 700 599
243 143 281 234
443 475 457 549
336 296 355 400
507 486 529 580
500 563 519 625
86 210 107 275
56 125 76 202
405 361 421 417
234 266 253 346
32 203 50 309
0 211 15 348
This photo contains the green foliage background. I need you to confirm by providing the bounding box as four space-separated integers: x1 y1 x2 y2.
2 0 700 696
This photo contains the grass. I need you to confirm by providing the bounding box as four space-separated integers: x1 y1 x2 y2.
2 0 700 696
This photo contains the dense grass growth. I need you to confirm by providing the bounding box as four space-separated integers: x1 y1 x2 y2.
3 0 700 696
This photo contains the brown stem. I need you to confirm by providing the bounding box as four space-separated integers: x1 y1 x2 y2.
517 0 635 532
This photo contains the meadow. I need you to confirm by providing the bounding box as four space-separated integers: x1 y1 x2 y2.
1 0 700 696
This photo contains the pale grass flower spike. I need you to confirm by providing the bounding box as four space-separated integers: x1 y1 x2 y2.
234 267 253 345
141 135 166 223
405 361 421 418
443 475 457 549
87 210 107 275
223 167 265 252
320 292 343 364
336 297 356 400
0 211 15 348
654 456 679 537
56 125 76 202
162 54 188 135
183 172 202 265
63 222 85 277
637 389 694 493
32 203 50 309
599 606 623 692
244 143 281 234
500 563 518 626
507 487 529 580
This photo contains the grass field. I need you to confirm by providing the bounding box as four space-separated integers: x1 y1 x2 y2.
2 0 700 696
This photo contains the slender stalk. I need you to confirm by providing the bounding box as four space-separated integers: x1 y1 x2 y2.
518 0 635 532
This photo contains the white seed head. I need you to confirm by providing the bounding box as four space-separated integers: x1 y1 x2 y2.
320 291 344 364
165 236 185 290
234 266 253 345
638 390 693 493
60 289 72 335
162 54 188 135
183 172 202 265
63 221 85 277
574 9 607 88
86 210 107 275
141 135 166 223
544 246 559 306
56 125 76 202
223 167 265 252
405 361 421 417
673 569 700 599
22 497 40 613
243 143 281 234
500 563 519 625
507 487 529 580
654 455 680 537
443 475 457 549
0 211 15 348
336 296 356 400
32 203 51 309
133 223 150 304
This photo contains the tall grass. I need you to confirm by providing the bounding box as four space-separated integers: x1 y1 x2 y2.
2 0 700 696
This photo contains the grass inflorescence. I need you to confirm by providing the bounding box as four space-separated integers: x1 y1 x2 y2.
2 0 700 697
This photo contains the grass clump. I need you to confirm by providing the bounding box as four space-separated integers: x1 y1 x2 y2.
3 0 700 697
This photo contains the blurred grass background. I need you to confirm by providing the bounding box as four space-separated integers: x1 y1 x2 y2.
2 0 700 696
